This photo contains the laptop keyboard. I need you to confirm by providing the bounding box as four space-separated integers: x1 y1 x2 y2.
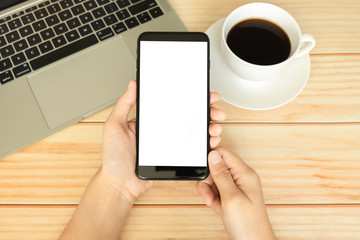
0 0 163 84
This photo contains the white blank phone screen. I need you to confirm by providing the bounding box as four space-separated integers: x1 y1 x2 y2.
139 40 208 167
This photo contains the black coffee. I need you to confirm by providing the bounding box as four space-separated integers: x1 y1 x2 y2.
226 19 291 65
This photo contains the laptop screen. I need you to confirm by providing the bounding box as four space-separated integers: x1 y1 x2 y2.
0 0 26 11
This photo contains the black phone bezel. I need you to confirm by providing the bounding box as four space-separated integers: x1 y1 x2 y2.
135 32 210 180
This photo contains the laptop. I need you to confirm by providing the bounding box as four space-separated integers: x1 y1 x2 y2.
0 0 187 158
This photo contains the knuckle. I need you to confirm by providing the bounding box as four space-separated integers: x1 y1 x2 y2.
226 194 242 206
214 167 232 180
222 195 243 213
215 146 226 153
244 167 261 182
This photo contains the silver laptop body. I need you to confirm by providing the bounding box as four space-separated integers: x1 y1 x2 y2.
0 0 186 158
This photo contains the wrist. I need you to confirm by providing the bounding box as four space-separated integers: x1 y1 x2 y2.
95 168 136 206
60 167 135 239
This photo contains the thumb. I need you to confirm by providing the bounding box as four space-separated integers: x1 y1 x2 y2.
108 80 136 124
208 151 239 199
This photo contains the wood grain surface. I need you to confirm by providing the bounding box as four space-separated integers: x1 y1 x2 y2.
1 205 359 239
168 0 360 54
1 0 360 239
83 54 360 123
1 124 359 205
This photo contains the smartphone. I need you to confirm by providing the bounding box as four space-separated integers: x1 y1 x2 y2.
135 32 210 180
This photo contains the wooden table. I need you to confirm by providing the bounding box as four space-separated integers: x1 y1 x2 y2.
1 0 360 239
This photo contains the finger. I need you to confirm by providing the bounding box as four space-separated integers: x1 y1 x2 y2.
209 123 222 137
127 120 136 133
210 136 221 149
215 147 263 198
210 107 226 122
215 146 252 172
107 80 137 124
210 92 221 105
208 150 239 199
212 197 222 215
196 181 215 206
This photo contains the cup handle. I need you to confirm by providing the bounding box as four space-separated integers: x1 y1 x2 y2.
294 33 316 58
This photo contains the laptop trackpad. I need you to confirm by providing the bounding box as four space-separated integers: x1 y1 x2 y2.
28 37 135 129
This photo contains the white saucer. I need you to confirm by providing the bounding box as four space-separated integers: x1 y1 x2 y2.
206 18 311 110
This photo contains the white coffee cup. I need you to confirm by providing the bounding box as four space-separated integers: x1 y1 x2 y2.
221 2 316 81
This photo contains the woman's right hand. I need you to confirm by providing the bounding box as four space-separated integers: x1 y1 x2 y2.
197 147 277 240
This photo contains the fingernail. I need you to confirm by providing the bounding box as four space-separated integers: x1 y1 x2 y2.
127 80 134 89
209 151 222 165
201 195 210 206
205 197 211 206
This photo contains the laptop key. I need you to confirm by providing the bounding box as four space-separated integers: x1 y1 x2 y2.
34 8 49 19
124 17 139 29
0 36 6 48
52 35 67 48
65 30 80 42
149 7 163 18
0 58 12 71
78 24 93 36
40 28 56 40
115 9 130 20
0 16 11 23
39 1 51 8
112 22 126 34
47 3 62 14
67 17 81 29
32 20 47 31
11 52 27 65
25 6 38 13
60 0 74 9
116 0 130 9
0 23 9 34
104 14 118 26
79 12 94 24
96 0 110 6
21 13 36 25
104 2 118 14
30 34 98 70
54 23 69 35
12 63 32 78
6 31 20 44
0 70 14 85
71 5 85 16
27 33 42 46
96 27 114 41
92 7 106 19
14 39 29 52
84 0 98 11
8 18 22 30
19 25 34 37
12 11 25 19
59 9 73 21
0 45 15 58
128 0 157 15
45 15 60 26
39 41 54 54
137 12 151 24
25 46 41 59
91 19 105 31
